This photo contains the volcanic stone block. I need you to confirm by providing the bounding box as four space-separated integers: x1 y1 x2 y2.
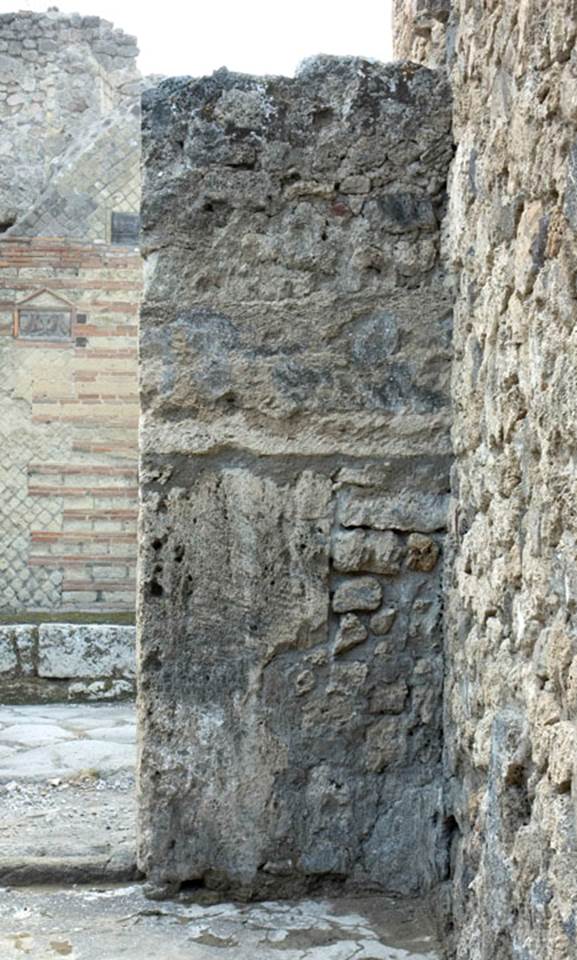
340 491 449 532
334 614 369 654
370 607 398 636
138 56 452 898
405 533 440 571
332 577 383 613
332 529 404 574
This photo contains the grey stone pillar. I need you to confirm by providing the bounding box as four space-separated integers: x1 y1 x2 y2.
138 57 453 898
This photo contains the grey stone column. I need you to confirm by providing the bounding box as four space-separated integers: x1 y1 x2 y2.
138 57 453 898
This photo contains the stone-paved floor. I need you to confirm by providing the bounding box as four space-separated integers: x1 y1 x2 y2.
0 704 136 877
0 886 440 959
0 704 136 781
0 704 441 958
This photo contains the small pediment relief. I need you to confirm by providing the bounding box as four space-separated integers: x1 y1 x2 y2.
16 289 75 310
15 289 75 342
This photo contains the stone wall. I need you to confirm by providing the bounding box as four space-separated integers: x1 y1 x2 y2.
396 2 577 958
0 12 141 625
393 0 451 67
138 58 453 898
0 10 140 239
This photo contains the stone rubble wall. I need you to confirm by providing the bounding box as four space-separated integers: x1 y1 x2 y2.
395 2 577 958
393 0 452 68
0 622 135 702
0 10 140 239
138 58 453 898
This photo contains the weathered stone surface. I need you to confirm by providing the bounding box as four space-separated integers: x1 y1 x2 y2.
406 533 440 572
340 491 449 532
67 678 134 700
138 57 452 899
38 624 135 679
0 883 442 959
366 715 406 771
332 577 383 613
393 0 452 68
332 529 404 574
370 607 398 636
0 625 36 676
0 623 135 701
394 2 577 957
334 614 368 655
369 679 408 715
0 626 20 674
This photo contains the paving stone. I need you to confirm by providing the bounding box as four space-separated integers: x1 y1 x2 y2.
0 704 136 780
84 725 136 742
0 885 440 959
0 702 439 958
0 723 75 746
0 740 135 780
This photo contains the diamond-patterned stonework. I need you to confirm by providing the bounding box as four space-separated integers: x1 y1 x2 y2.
0 13 141 613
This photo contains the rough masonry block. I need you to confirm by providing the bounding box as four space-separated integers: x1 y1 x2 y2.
138 56 452 898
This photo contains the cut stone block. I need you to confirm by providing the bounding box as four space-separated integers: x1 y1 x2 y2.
340 492 449 532
0 625 36 676
37 624 136 680
0 628 20 675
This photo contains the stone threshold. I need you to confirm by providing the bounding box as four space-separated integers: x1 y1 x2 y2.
0 851 139 887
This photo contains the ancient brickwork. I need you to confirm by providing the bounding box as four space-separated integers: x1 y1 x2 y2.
0 237 139 612
138 59 453 897
395 2 577 958
0 12 141 622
